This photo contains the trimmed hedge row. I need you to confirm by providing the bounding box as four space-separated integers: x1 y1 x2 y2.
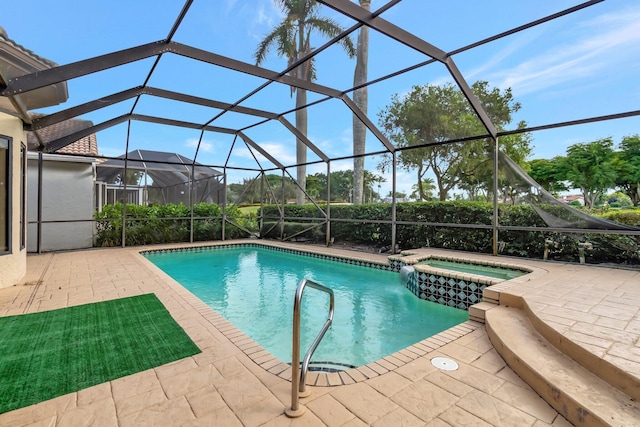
261 202 640 265
94 203 251 247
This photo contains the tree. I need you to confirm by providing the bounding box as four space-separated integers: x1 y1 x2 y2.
363 170 384 202
308 170 383 202
410 178 436 201
613 134 640 206
527 157 568 195
111 170 144 186
378 81 526 201
305 174 323 200
254 0 355 204
352 0 370 205
563 138 617 209
386 190 406 200
607 191 633 208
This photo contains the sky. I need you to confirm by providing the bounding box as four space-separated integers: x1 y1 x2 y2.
3 0 640 198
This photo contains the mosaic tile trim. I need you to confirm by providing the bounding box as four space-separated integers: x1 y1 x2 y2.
417 271 486 310
397 261 486 310
141 242 395 271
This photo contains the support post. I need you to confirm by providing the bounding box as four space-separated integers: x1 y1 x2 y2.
391 151 397 254
189 163 195 243
37 151 43 254
326 161 331 246
492 137 499 256
121 121 131 248
221 170 227 241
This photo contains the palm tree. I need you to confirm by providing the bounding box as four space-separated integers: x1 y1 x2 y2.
254 0 355 204
410 178 436 201
352 0 370 205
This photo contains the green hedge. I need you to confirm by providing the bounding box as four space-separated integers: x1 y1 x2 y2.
94 203 251 247
262 202 640 265
600 209 640 226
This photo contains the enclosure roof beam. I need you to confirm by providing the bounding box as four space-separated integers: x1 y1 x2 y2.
1 41 167 96
144 87 280 119
278 117 329 162
445 58 497 138
1 40 344 101
167 42 344 98
29 86 145 130
45 115 130 153
341 94 395 153
28 85 281 133
130 114 237 135
320 0 497 139
237 132 284 170
318 0 447 62
43 113 238 153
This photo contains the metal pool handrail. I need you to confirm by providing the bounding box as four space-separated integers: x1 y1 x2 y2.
285 278 334 418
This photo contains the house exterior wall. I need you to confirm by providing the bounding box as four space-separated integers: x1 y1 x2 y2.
27 153 95 252
0 111 26 288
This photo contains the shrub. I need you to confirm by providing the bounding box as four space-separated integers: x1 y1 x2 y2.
94 202 250 246
262 201 639 265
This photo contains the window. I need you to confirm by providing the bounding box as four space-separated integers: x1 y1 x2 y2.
20 143 26 250
0 135 10 254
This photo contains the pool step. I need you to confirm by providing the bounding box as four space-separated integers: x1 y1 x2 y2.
306 361 357 373
486 305 640 427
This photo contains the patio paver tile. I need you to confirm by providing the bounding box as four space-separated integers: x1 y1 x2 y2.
56 396 117 427
456 389 536 426
114 386 167 418
371 406 427 427
118 396 195 427
306 394 355 427
438 405 493 427
366 371 412 397
329 382 398 425
492 382 557 423
470 348 507 374
425 370 473 398
390 379 459 423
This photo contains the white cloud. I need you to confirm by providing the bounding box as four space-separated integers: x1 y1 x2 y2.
488 6 640 96
233 141 297 167
247 0 283 41
185 137 214 153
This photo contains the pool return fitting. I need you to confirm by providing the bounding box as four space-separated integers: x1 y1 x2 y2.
286 278 335 418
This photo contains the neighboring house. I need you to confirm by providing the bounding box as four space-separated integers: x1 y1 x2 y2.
559 195 585 206
26 116 98 253
96 150 224 207
0 27 68 287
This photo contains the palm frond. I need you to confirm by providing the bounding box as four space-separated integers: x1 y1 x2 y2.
305 17 355 58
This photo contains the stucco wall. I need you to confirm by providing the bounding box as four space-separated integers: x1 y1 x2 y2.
0 112 26 288
27 154 95 252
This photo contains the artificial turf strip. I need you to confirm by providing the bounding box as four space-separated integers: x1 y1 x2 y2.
0 293 201 414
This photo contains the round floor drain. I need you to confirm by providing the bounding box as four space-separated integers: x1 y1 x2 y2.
431 357 459 371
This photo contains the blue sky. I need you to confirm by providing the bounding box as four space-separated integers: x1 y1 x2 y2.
3 0 640 197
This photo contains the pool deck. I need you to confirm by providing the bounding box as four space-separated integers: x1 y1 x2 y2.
0 240 638 426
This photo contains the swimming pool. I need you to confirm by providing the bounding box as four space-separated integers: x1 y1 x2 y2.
144 245 468 368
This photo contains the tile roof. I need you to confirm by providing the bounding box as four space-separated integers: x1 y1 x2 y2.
27 114 98 156
0 26 58 69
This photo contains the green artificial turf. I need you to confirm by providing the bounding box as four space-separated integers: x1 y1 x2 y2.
0 293 200 414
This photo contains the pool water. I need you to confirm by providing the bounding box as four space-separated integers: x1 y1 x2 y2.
145 246 468 368
418 258 527 280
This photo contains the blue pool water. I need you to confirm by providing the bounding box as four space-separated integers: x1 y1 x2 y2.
145 246 468 367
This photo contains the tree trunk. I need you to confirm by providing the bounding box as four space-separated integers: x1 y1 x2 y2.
352 0 370 205
296 88 308 205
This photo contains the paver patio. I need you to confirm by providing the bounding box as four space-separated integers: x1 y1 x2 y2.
1 240 638 426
